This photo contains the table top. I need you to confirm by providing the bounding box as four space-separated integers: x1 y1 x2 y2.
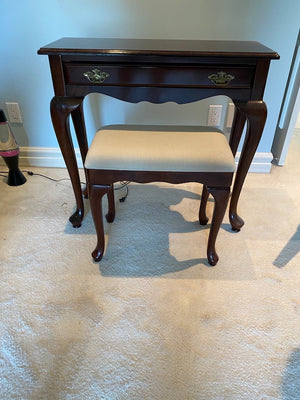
38 37 279 59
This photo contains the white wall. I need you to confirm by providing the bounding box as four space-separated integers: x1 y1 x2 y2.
1 0 299 155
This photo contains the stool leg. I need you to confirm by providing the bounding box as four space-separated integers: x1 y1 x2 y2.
199 185 209 225
206 187 230 266
106 184 115 223
89 184 110 262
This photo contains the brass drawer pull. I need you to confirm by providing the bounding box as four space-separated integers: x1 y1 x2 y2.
83 69 110 83
208 71 235 86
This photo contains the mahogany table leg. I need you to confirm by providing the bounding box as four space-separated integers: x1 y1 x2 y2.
229 101 267 231
229 107 247 156
71 101 89 199
50 96 85 227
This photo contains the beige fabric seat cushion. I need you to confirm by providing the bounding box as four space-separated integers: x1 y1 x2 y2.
85 125 236 173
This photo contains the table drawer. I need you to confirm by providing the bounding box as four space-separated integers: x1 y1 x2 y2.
64 63 255 88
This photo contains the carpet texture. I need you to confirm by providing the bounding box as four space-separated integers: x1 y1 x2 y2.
0 132 299 399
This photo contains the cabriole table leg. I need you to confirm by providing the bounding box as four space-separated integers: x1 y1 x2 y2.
229 101 267 231
50 96 85 228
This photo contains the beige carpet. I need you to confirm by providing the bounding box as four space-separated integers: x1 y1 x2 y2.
0 132 299 399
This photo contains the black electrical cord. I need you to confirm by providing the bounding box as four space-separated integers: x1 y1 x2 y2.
0 170 130 201
0 170 86 184
115 181 130 202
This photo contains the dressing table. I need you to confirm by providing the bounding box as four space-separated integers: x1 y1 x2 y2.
38 38 279 230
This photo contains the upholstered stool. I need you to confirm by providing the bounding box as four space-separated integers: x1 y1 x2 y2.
85 125 235 265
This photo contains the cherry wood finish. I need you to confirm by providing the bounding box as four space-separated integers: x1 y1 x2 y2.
38 38 279 231
64 64 255 88
86 168 233 265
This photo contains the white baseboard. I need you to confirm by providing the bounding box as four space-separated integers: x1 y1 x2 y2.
0 147 83 169
0 147 273 173
295 127 300 135
235 151 273 173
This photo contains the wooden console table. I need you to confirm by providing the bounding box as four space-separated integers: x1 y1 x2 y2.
38 38 279 229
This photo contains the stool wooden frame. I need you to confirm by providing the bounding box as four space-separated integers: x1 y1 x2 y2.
85 127 235 266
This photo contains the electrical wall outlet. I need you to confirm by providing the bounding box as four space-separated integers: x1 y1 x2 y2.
226 102 235 128
207 105 222 127
5 102 23 123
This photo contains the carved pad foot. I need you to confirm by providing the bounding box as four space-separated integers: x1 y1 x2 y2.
229 212 244 232
207 250 219 266
92 247 104 262
105 212 115 223
199 215 209 225
69 209 84 228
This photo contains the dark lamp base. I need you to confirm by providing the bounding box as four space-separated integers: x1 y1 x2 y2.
7 169 27 186
2 154 27 186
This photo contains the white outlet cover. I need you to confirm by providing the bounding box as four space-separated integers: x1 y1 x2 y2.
5 102 23 123
208 105 222 126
